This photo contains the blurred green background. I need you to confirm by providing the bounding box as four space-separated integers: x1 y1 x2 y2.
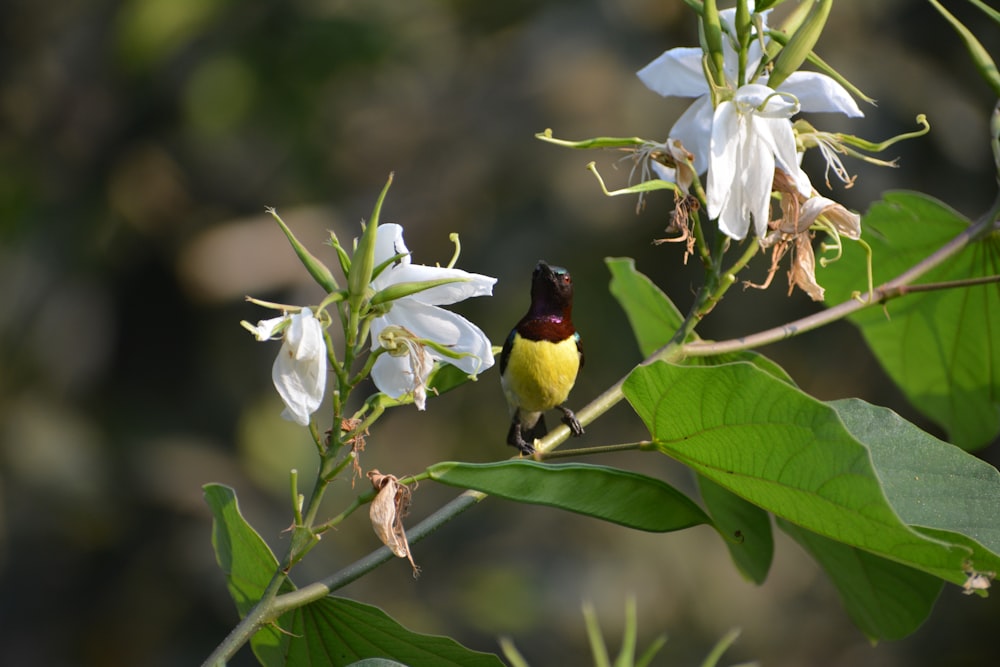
2 0 998 665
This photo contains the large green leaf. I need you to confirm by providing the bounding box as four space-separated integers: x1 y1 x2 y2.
427 460 712 532
277 597 504 667
832 398 1000 576
697 475 773 584
778 519 942 641
204 483 296 662
622 361 971 586
821 191 1000 450
205 484 288 616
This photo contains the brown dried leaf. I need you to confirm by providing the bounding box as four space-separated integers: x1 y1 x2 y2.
368 470 420 577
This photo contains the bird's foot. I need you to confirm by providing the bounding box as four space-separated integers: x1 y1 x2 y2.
514 438 536 456
507 422 537 455
558 405 584 437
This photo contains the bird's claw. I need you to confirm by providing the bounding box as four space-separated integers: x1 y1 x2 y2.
559 406 584 437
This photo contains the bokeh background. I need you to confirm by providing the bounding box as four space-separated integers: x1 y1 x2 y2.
2 0 998 665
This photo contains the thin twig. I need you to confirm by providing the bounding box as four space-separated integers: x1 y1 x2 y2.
683 207 999 357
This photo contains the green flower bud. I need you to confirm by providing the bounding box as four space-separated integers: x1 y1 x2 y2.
370 277 469 307
700 0 725 89
768 0 831 89
929 0 1000 98
348 173 394 309
267 207 338 293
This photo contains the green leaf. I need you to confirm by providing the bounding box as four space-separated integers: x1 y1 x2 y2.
534 129 647 150
832 398 1000 576
779 519 942 641
605 257 794 385
204 484 298 663
822 191 1000 450
698 628 742 667
204 484 292 618
623 362 970 586
606 257 685 357
279 597 504 667
697 475 774 584
427 460 712 533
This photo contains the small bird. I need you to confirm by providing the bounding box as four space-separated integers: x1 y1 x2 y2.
500 261 584 455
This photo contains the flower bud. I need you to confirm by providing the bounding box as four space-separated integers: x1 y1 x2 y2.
266 207 339 293
370 277 468 306
348 174 394 312
768 0 831 89
700 0 725 89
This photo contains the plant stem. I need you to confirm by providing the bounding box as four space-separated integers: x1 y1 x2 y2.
200 570 288 667
683 204 999 357
536 441 654 460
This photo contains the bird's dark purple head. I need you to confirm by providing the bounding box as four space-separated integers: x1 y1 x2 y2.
527 261 574 320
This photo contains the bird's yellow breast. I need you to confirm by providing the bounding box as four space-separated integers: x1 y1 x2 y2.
503 333 580 413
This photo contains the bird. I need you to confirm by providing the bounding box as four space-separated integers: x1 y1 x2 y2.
500 261 584 455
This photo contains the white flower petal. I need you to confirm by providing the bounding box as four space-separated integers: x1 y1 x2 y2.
638 47 709 98
371 223 411 276
376 262 496 305
376 300 495 374
250 315 287 341
272 309 327 425
736 83 798 119
756 115 810 197
779 72 863 117
670 95 715 174
743 124 777 238
286 308 325 361
707 100 740 222
371 353 430 406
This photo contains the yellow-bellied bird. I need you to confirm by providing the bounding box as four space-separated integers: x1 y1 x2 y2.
500 261 584 454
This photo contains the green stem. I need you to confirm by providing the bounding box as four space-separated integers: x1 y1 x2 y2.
683 200 1000 357
200 570 288 667
699 239 758 316
536 441 654 460
350 344 384 392
689 204 713 270
316 491 371 534
290 469 303 525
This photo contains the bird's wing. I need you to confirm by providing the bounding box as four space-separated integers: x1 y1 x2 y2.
499 327 517 375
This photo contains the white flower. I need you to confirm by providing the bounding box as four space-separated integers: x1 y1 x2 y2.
637 2 862 175
369 224 496 409
708 84 812 239
250 308 328 426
